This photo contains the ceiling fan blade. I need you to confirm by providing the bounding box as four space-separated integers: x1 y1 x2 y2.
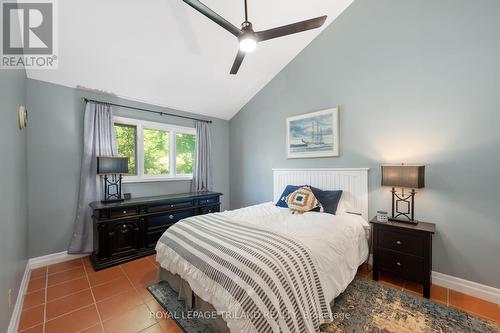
230 50 246 75
183 0 241 37
256 15 327 42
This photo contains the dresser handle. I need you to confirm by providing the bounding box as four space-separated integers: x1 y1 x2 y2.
169 215 174 219
396 240 402 245
396 262 401 267
122 224 127 228
170 205 174 208
123 210 127 214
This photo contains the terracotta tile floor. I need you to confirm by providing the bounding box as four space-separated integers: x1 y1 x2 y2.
355 263 500 324
19 255 182 333
18 257 499 332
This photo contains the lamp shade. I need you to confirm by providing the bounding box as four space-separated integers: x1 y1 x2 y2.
97 157 129 175
381 165 425 189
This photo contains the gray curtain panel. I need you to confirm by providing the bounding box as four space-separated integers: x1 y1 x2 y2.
68 102 117 254
191 121 213 192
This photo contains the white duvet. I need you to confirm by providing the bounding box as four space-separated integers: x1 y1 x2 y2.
218 202 370 303
156 202 369 307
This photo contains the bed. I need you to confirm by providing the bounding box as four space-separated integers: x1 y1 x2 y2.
155 168 370 333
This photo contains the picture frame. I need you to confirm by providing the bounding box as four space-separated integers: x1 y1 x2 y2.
286 107 339 159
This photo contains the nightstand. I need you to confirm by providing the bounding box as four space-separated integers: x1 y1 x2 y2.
370 217 436 298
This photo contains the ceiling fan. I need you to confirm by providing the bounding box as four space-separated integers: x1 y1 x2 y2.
183 0 327 74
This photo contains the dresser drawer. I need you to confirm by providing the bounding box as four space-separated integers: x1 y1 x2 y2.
146 209 195 228
377 249 424 281
201 205 220 215
198 197 219 205
378 228 424 257
148 200 193 213
109 207 139 218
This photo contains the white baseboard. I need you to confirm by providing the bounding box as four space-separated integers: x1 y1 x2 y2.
7 251 88 333
432 271 500 305
28 251 87 269
7 262 30 333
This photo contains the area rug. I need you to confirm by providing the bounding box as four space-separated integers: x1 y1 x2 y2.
148 277 499 333
322 276 499 333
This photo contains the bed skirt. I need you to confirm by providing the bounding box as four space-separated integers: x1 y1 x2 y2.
159 267 231 333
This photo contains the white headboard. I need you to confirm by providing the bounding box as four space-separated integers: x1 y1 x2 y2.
273 168 369 221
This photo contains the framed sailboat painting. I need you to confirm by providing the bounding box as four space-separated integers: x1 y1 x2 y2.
286 108 339 158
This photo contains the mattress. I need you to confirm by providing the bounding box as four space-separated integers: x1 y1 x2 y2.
155 202 370 332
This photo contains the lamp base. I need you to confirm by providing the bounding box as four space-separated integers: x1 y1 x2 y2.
102 174 124 204
390 187 419 223
388 217 418 225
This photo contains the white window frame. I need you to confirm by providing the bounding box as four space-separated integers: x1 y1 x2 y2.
114 116 196 183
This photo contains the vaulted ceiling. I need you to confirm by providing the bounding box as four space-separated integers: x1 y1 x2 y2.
27 0 353 120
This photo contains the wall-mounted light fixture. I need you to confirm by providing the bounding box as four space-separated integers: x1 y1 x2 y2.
18 105 27 129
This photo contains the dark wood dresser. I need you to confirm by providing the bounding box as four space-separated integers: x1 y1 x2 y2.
370 218 436 298
89 191 222 270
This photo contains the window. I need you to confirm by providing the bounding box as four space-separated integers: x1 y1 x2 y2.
114 117 196 182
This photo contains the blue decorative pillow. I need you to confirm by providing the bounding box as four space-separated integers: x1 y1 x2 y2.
310 187 343 215
276 185 304 208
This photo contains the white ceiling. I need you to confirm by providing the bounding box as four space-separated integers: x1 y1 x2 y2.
27 0 353 120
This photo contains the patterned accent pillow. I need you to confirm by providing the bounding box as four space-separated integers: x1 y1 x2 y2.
286 186 322 214
275 184 303 208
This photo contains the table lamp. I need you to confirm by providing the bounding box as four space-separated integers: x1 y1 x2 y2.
97 157 129 203
381 164 425 224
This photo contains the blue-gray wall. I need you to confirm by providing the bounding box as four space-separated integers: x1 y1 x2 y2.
0 69 28 330
27 79 230 257
230 0 500 288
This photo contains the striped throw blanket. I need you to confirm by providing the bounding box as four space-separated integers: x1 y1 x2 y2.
157 214 332 333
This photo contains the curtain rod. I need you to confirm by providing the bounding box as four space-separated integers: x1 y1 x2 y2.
81 97 212 124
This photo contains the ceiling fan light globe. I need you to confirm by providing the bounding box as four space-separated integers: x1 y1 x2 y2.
239 37 257 53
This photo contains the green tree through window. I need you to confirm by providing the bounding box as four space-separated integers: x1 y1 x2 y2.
176 133 195 174
144 129 169 175
114 124 136 175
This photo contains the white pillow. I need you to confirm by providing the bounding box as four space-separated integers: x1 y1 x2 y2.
335 198 349 215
